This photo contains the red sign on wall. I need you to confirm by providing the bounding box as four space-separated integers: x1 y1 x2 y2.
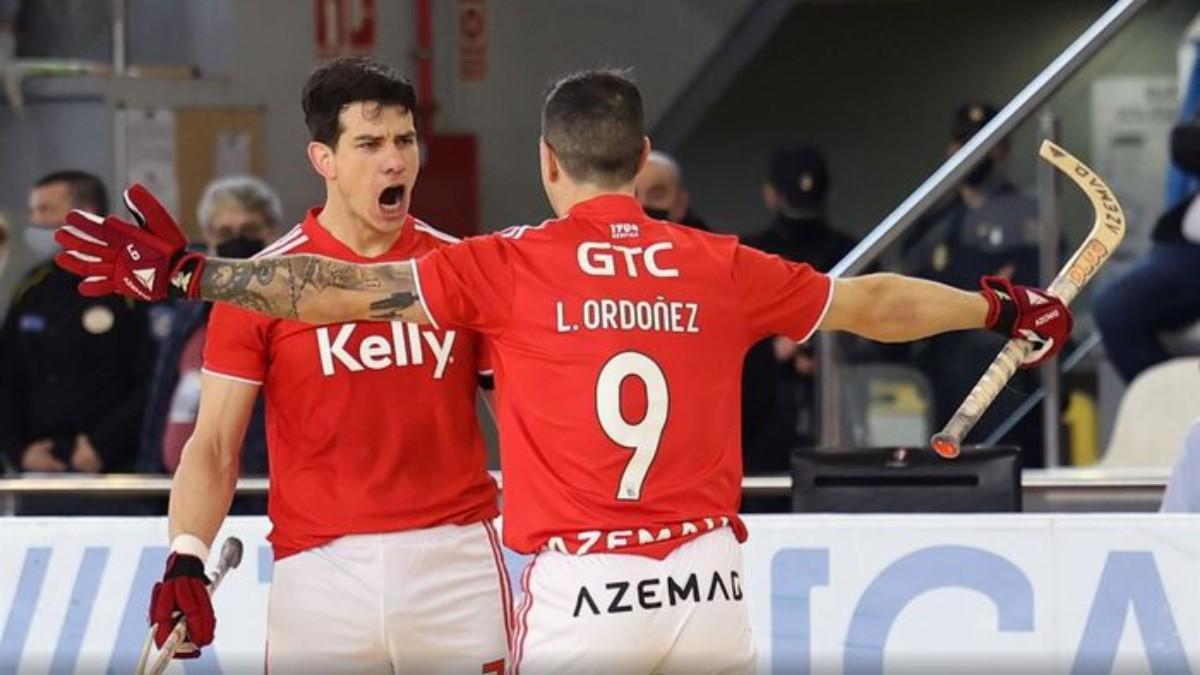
459 0 487 82
315 0 376 58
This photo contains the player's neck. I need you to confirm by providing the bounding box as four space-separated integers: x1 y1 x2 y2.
317 199 403 258
553 182 636 217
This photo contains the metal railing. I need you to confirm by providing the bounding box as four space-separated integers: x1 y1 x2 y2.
0 469 1169 515
817 0 1151 458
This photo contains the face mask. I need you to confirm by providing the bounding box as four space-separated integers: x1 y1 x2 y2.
1170 124 1200 176
215 236 266 259
23 227 59 258
643 207 671 221
964 156 994 188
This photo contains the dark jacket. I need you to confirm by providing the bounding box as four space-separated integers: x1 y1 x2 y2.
741 214 855 472
746 213 856 272
899 183 1041 288
139 301 268 475
0 261 156 471
1151 192 1200 244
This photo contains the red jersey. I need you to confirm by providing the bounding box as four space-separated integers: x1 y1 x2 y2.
204 209 498 559
413 194 831 557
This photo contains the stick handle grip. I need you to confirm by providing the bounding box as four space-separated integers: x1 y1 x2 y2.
930 338 1032 458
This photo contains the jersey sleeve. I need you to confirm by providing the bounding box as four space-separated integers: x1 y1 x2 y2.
412 234 514 337
202 303 271 385
732 243 833 343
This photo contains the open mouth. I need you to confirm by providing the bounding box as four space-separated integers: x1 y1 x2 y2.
378 185 406 215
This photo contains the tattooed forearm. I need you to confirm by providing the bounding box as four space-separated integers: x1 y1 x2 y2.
198 255 426 325
368 291 419 320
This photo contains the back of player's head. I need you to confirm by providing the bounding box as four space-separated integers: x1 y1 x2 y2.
302 57 417 147
34 170 108 214
542 69 645 188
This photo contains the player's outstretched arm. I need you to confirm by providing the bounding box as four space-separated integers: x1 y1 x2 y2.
819 272 1071 366
53 183 430 325
820 273 987 341
198 255 430 325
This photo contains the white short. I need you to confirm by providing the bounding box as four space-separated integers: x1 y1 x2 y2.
510 528 755 675
266 520 512 674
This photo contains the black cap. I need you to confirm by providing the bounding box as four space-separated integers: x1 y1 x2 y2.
768 144 828 210
952 102 997 143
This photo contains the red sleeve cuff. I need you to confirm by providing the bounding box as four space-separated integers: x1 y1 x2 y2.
411 257 444 330
200 365 264 386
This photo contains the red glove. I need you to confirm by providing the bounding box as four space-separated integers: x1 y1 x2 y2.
979 276 1072 368
148 552 215 658
54 184 205 301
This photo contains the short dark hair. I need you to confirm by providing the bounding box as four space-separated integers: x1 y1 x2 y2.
542 69 645 187
302 57 417 147
35 170 108 214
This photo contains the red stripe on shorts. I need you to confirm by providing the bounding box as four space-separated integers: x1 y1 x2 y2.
483 519 514 646
508 556 538 675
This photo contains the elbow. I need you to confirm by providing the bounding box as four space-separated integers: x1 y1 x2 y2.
857 275 919 342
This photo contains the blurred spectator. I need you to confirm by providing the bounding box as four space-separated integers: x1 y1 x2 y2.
748 145 854 269
898 102 1046 464
0 171 156 488
633 150 709 230
742 145 854 480
1160 420 1200 512
140 176 282 476
1095 114 1200 383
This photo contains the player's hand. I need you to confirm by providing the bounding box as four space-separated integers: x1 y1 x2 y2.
53 184 206 301
979 275 1072 368
70 435 103 474
21 439 66 472
148 553 214 658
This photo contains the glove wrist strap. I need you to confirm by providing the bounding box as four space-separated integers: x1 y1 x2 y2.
170 534 210 561
168 253 206 300
987 295 1017 336
980 276 1018 336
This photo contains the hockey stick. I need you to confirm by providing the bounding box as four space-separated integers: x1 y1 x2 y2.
930 140 1125 459
135 537 245 675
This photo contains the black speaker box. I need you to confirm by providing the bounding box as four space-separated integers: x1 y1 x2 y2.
791 446 1021 513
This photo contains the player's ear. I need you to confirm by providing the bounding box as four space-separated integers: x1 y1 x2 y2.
307 141 336 181
540 138 559 183
635 137 651 175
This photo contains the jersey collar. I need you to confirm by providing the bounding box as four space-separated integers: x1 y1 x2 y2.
567 193 645 221
301 207 422 261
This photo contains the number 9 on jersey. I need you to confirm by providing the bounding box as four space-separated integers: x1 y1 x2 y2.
596 351 669 501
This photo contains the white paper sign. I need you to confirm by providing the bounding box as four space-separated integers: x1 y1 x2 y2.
122 108 180 217
1090 77 1178 257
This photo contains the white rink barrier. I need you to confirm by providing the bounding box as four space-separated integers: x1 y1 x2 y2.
2 515 1198 674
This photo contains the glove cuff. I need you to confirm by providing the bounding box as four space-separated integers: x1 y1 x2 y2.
163 552 209 582
168 252 207 300
980 276 1017 336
